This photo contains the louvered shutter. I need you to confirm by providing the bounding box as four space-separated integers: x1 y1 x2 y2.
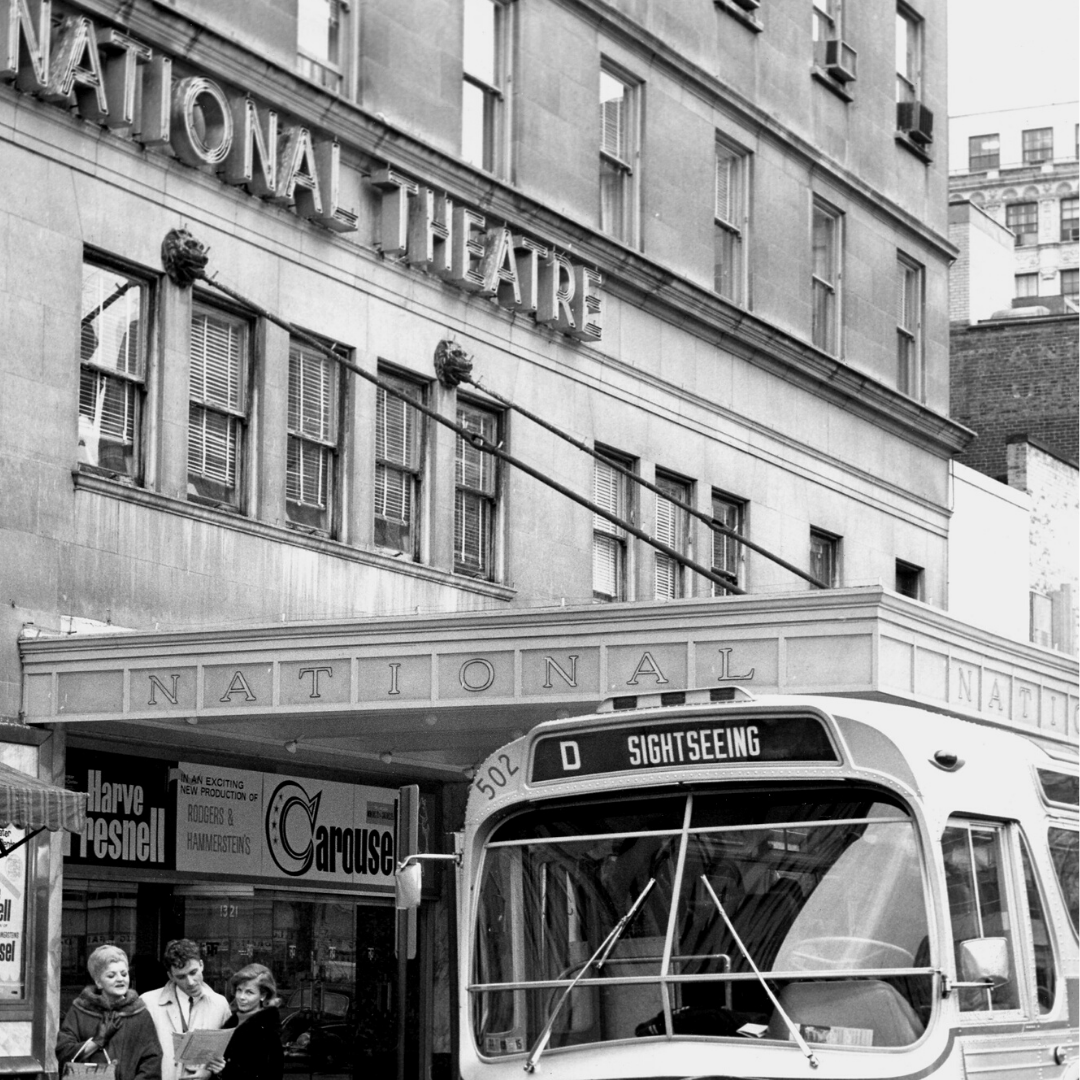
455 403 498 575
593 459 623 535
191 312 243 411
188 405 237 486
654 477 687 599
189 309 245 498
715 148 734 224
599 74 625 160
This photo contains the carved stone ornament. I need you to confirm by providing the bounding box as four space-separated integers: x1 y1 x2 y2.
161 228 210 288
434 339 474 388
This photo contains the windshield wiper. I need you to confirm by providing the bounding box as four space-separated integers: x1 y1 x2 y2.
524 877 656 1073
699 875 819 1070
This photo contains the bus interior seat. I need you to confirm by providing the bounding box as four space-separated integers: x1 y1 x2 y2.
765 979 924 1047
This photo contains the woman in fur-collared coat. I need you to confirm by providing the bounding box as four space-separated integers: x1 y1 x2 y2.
57 945 162 1080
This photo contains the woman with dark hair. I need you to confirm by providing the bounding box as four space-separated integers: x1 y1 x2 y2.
57 944 162 1080
206 964 283 1080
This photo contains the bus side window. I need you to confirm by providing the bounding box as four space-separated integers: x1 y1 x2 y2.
941 822 1019 1012
1019 835 1056 1013
1047 826 1078 935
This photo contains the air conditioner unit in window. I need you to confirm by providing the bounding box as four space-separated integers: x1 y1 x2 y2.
727 0 761 10
818 39 857 83
897 101 934 146
1066 227 1080 241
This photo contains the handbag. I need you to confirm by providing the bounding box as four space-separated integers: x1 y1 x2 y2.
63 1046 117 1080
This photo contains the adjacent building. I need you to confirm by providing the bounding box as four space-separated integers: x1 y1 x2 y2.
1 2 1075 1077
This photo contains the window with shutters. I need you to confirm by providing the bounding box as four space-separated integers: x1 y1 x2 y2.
811 199 841 354
286 339 340 534
715 140 748 303
188 304 249 508
599 65 639 246
896 254 923 399
654 472 690 600
78 258 150 480
809 528 839 588
455 400 500 579
711 491 746 596
462 0 511 175
375 371 424 556
593 450 634 602
297 0 350 94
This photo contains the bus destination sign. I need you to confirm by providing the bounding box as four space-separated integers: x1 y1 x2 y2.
530 713 838 783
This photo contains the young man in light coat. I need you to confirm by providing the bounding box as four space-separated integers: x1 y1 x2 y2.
140 939 232 1080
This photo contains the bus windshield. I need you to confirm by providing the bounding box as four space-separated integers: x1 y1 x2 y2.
471 783 931 1057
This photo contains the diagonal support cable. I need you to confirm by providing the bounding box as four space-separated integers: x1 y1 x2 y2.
435 340 827 591
160 230 743 595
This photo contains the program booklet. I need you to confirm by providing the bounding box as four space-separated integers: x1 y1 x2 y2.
172 1028 234 1065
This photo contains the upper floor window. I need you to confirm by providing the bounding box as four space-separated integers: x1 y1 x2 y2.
297 0 349 94
812 0 837 42
895 559 923 600
811 199 841 354
712 491 746 596
455 400 500 579
809 528 839 588
896 254 923 399
1015 273 1039 299
1060 196 1079 241
968 133 1000 171
599 65 639 245
78 258 150 480
188 304 250 508
812 0 857 85
593 451 633 602
286 339 340 534
1006 201 1038 246
375 372 425 557
895 5 922 103
715 140 748 303
1022 127 1053 165
654 472 690 600
462 0 509 174
1062 268 1079 302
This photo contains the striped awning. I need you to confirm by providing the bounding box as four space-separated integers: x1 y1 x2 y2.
0 761 87 834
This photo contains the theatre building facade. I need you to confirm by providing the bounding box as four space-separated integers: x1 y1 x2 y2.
1 0 1077 1076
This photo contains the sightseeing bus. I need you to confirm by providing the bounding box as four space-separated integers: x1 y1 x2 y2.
449 687 1078 1079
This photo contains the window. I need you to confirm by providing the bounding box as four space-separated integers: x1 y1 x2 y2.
297 0 348 93
375 372 424 556
895 559 923 599
1047 827 1078 934
286 339 339 533
188 304 249 507
942 822 1020 1013
714 140 748 303
809 528 839 588
1019 836 1057 1014
712 491 745 596
599 66 638 245
968 134 1000 171
1022 127 1053 165
1015 273 1039 299
896 255 923 398
654 473 690 600
895 5 921 103
1062 268 1079 301
1006 202 1038 246
812 0 837 42
593 451 633 602
1060 196 1079 241
462 0 509 174
811 200 841 353
78 258 149 479
455 400 499 578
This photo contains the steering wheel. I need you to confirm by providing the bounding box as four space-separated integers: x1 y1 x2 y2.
786 936 914 970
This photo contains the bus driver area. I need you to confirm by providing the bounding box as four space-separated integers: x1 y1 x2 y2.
460 692 1079 1078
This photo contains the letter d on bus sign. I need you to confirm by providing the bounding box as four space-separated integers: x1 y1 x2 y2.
395 784 419 959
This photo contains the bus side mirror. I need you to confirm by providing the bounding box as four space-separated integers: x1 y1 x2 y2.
958 937 1010 986
396 861 423 910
